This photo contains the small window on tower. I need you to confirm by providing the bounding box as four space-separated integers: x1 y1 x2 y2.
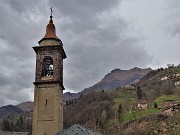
45 99 47 106
42 57 53 77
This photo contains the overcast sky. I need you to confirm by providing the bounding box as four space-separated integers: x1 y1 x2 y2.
0 0 179 106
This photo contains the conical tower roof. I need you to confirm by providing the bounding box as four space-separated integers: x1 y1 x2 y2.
44 16 59 40
38 13 61 45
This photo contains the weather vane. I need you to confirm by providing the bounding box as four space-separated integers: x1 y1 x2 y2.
50 7 53 18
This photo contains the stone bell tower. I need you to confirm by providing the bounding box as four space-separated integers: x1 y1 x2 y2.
32 11 66 135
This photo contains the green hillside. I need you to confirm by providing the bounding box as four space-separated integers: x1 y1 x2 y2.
154 85 180 107
107 67 180 135
112 88 161 123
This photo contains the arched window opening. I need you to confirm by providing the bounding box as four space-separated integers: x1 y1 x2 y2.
42 57 53 77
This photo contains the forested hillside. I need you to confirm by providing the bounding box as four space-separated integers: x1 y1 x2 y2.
0 67 180 135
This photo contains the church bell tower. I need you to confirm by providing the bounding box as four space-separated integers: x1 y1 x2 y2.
32 10 66 135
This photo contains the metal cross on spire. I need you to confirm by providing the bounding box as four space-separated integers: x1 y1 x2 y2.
50 7 53 18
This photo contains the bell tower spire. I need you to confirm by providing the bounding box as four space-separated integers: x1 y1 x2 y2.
32 9 66 135
50 7 53 19
39 7 61 44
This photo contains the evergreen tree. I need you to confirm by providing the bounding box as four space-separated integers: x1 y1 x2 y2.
2 119 10 131
11 120 14 131
66 101 69 106
19 116 24 124
154 102 158 108
15 116 24 131
137 85 142 100
117 104 123 123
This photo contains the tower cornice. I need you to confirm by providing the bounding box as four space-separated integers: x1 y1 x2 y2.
33 45 67 59
33 81 65 90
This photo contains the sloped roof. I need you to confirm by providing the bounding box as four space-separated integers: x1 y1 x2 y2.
55 124 104 135
138 100 147 104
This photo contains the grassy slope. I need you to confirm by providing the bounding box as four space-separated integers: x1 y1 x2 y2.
113 81 180 122
112 82 180 124
123 108 160 122
114 90 136 109
113 89 161 123
113 86 180 122
113 89 136 112
109 84 180 134
154 85 180 107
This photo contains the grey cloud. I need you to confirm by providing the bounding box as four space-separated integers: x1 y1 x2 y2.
0 0 41 106
51 1 152 91
63 35 152 91
50 0 120 17
165 1 180 36
0 0 153 106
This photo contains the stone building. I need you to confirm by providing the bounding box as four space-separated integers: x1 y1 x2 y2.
32 12 66 135
31 10 105 135
137 100 148 109
175 81 180 86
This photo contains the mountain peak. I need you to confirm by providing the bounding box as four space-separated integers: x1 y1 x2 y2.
0 105 23 118
131 67 141 71
16 101 33 112
111 68 122 73
63 67 152 101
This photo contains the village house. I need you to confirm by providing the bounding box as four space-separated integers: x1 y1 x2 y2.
160 76 169 81
175 81 180 86
176 73 180 78
137 100 148 109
